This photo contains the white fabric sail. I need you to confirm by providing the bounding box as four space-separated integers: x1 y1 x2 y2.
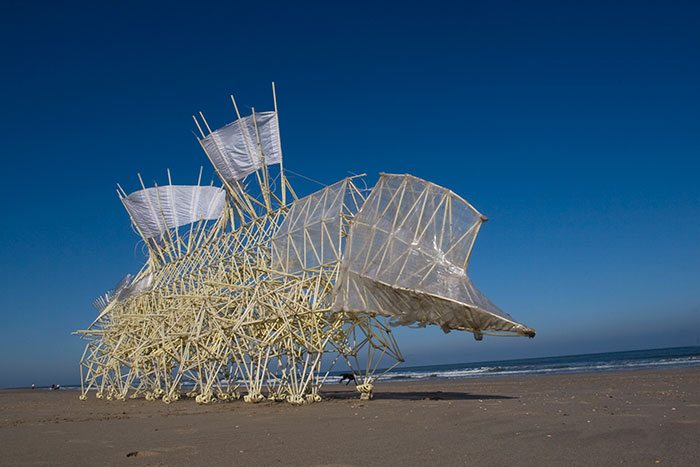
333 174 535 336
200 111 282 183
122 185 226 239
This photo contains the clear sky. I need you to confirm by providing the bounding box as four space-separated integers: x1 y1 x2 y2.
0 1 698 388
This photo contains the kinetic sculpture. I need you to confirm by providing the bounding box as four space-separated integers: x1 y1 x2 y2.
76 84 535 404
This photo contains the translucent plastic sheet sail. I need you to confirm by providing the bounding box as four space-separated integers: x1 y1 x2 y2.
93 274 133 312
122 185 226 239
333 174 535 336
271 179 363 273
200 111 282 183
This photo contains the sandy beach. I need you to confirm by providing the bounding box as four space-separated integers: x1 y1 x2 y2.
1 368 698 466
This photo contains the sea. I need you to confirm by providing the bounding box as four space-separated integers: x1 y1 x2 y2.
376 346 700 382
48 346 700 390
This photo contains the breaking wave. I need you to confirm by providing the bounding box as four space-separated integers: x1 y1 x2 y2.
379 346 700 382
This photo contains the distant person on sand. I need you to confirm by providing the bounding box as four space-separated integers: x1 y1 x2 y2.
31 384 35 390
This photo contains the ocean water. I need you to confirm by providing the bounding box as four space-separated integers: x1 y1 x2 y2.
56 346 699 390
378 346 700 382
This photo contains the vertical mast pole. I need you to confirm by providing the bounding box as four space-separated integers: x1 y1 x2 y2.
186 166 203 254
167 168 181 256
198 112 213 134
251 107 272 211
192 115 205 139
271 81 287 205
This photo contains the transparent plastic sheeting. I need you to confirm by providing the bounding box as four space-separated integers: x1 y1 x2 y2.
200 111 282 183
270 178 363 273
333 174 535 336
122 185 226 239
93 272 153 321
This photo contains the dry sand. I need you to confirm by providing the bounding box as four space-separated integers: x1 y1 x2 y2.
1 368 698 466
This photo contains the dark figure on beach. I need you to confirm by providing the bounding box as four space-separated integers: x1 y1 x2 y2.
338 373 356 385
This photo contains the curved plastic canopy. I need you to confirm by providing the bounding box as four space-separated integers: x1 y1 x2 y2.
333 174 535 337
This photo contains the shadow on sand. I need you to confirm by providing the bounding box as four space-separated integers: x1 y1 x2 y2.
323 390 516 401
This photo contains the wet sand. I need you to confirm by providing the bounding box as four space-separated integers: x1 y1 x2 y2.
1 368 698 466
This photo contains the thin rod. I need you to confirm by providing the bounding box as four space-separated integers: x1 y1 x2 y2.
272 81 287 205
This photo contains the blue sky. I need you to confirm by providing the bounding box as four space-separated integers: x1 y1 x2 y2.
0 1 698 387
